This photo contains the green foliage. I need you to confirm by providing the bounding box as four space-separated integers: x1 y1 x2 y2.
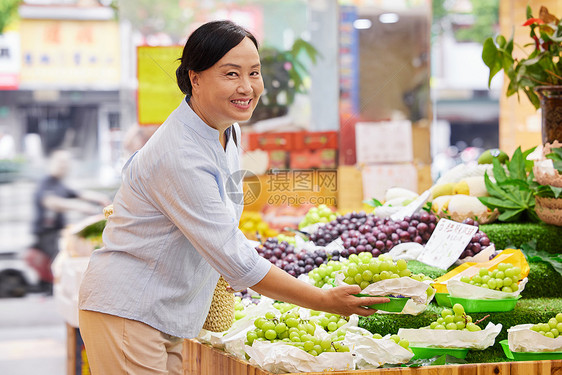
478 147 539 222
406 260 447 279
77 219 107 239
522 260 562 298
258 38 319 109
454 0 499 44
0 0 21 34
482 5 562 109
480 222 562 254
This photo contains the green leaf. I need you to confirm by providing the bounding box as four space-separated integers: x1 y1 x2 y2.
478 196 523 209
526 5 532 20
522 247 562 277
498 208 524 222
482 38 502 87
508 147 527 181
492 158 507 183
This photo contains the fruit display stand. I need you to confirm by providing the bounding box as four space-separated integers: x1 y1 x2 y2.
182 338 562 375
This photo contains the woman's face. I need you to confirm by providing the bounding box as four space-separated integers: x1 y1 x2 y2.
190 37 264 130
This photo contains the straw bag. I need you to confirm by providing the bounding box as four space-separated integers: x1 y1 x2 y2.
202 276 235 332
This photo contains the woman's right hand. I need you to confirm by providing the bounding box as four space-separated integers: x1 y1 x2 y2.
320 284 390 317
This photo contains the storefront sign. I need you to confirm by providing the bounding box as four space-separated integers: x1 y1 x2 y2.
137 45 184 126
19 19 121 87
0 31 20 90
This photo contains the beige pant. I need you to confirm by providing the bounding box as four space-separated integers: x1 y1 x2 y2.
79 309 183 375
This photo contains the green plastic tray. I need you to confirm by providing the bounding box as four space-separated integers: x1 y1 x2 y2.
354 294 409 312
410 346 469 359
500 340 562 361
447 295 521 313
434 292 452 307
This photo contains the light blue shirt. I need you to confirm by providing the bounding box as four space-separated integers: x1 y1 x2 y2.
79 98 272 338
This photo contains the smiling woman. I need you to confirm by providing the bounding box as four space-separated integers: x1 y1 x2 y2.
77 20 388 375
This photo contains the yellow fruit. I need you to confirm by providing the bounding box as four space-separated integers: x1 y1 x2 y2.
431 183 455 199
453 181 470 195
431 195 453 216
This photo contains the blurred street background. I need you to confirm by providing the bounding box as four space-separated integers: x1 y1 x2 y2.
0 0 555 374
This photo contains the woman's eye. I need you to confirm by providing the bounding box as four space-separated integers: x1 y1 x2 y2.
251 71 261 76
226 72 238 77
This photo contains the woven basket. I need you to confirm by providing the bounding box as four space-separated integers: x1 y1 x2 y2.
202 276 235 332
535 196 562 227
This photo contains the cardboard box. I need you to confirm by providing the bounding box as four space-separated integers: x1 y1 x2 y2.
248 132 295 151
290 149 337 169
336 165 364 212
355 121 413 164
412 120 432 164
361 163 418 201
294 131 338 150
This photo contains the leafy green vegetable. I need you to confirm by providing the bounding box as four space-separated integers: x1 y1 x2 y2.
77 219 107 239
534 184 562 198
478 147 539 222
520 241 562 277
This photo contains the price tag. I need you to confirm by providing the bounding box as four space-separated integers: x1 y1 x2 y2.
417 219 478 270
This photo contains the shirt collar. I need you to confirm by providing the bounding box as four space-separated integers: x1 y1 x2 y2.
176 96 220 141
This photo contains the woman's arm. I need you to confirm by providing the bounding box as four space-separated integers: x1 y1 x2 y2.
250 265 390 317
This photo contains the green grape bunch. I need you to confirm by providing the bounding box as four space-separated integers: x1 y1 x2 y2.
339 253 434 297
308 310 349 333
246 311 350 356
234 296 247 321
298 204 338 230
429 303 482 331
308 259 347 288
460 263 522 293
530 313 562 338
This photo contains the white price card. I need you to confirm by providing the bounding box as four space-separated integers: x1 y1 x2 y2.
417 219 478 270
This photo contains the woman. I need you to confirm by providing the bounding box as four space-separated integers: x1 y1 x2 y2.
79 20 388 375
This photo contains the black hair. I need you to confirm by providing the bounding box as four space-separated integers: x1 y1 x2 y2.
176 20 259 96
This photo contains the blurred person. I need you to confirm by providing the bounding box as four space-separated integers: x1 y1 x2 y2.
29 149 111 294
78 20 388 375
0 128 15 159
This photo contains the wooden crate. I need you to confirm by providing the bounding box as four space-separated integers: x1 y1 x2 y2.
183 339 562 375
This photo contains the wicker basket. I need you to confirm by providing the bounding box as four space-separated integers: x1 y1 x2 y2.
535 196 562 227
534 141 562 188
202 276 235 332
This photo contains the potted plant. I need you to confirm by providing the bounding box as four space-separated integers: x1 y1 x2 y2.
482 5 562 144
250 38 319 122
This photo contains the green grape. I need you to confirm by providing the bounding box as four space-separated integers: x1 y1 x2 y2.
444 315 455 324
275 323 287 334
390 334 400 344
479 268 489 276
246 331 258 344
460 276 470 283
545 332 555 338
441 308 453 318
396 259 408 271
466 323 481 332
327 321 338 331
452 303 465 315
557 313 562 323
456 321 466 330
434 324 446 330
303 340 314 351
373 333 383 339
254 318 266 329
255 328 265 338
446 322 457 330
264 329 277 340
398 339 410 349
262 321 275 332
549 318 558 329
265 311 276 320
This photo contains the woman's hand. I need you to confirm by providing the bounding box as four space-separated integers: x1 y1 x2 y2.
320 285 390 317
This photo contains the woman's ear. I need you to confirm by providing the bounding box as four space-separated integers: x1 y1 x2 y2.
189 70 199 92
